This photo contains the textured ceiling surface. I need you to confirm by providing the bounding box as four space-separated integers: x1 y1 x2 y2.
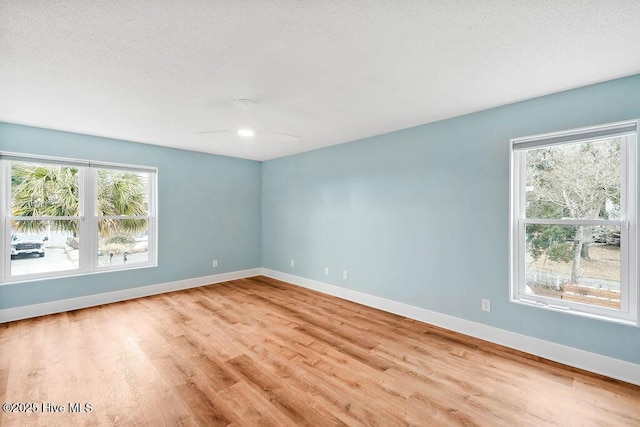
1 1 640 161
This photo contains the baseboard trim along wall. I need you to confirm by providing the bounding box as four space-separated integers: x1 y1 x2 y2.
261 268 640 387
2 267 638 386
0 268 262 324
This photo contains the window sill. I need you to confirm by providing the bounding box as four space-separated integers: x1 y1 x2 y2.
0 262 158 286
511 297 639 327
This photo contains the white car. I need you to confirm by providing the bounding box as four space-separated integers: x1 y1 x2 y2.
10 233 47 259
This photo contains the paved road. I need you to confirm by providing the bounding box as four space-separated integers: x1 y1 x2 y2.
526 271 620 291
10 247 76 276
11 247 148 277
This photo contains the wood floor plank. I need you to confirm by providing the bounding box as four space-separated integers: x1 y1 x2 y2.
233 327 401 426
1 275 639 426
226 354 348 426
219 381 299 427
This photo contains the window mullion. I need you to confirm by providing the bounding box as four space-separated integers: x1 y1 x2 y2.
518 153 526 217
149 171 157 265
517 219 526 296
622 133 637 318
99 215 151 220
522 218 621 226
1 161 9 281
78 168 95 272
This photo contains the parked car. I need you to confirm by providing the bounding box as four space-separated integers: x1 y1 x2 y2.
10 233 47 259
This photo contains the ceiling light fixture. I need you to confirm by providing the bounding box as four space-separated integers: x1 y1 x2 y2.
237 128 255 137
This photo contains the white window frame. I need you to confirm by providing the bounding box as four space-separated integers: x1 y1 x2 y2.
1 152 158 283
510 120 638 326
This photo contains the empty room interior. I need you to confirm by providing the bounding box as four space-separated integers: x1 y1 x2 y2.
2 2 640 426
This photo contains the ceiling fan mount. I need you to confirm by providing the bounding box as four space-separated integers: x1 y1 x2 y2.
197 99 301 141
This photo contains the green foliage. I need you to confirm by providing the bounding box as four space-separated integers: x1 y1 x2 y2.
106 235 136 245
97 169 148 237
546 241 574 263
527 225 575 263
11 163 79 234
11 163 148 236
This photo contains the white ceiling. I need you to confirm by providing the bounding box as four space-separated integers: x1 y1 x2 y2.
1 1 640 161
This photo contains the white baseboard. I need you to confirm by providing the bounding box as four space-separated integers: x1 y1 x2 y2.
261 268 640 386
3 267 638 386
0 268 262 323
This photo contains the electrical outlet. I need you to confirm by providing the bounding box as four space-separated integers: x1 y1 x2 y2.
290 259 295 268
482 299 491 312
212 259 218 268
325 266 329 275
343 270 348 280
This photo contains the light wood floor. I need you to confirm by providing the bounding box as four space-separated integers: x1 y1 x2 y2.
1 276 639 426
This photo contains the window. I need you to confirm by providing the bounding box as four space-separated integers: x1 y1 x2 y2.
1 153 157 282
510 121 638 325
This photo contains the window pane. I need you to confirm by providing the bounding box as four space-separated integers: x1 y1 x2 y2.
10 220 80 276
11 162 79 216
98 219 149 267
97 170 149 216
525 138 621 220
525 224 620 310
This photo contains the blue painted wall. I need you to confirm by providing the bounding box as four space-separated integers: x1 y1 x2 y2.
261 74 640 364
2 75 639 365
0 124 262 308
